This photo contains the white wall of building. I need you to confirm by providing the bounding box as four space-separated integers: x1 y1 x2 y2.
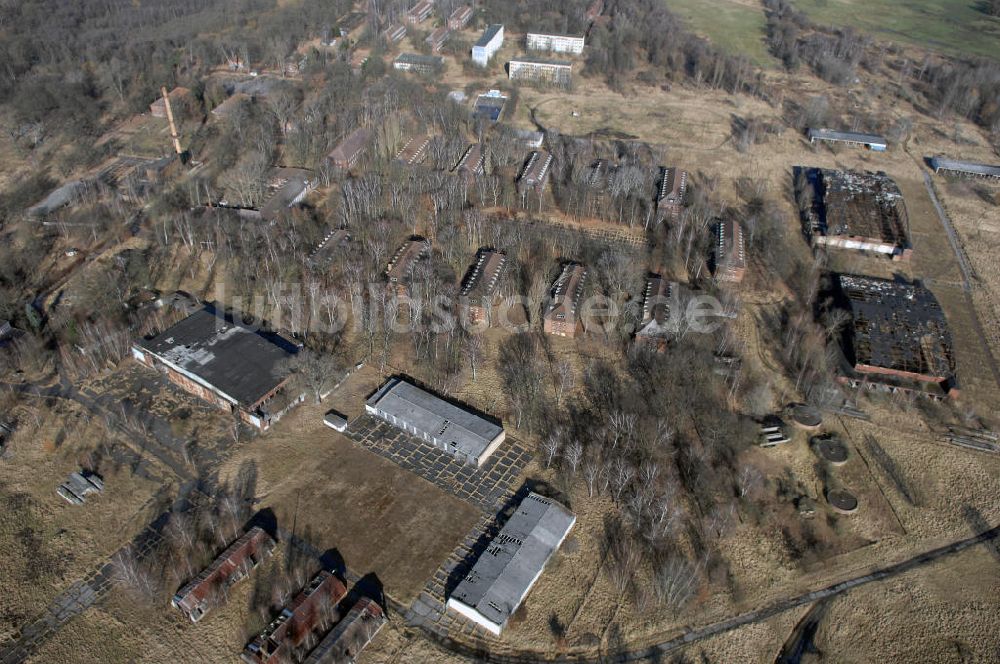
472 26 504 66
526 33 584 54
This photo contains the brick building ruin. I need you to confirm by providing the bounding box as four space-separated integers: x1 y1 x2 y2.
459 249 507 326
712 218 746 284
242 571 348 664
132 304 300 430
543 262 588 337
172 527 275 622
831 274 958 397
797 167 911 260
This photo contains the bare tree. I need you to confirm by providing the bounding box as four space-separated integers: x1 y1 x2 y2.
465 332 484 380
541 433 561 468
564 440 584 476
281 348 343 404
554 359 574 405
609 456 636 501
736 463 764 499
167 511 198 579
583 454 602 497
112 545 158 601
653 554 702 612
604 523 640 598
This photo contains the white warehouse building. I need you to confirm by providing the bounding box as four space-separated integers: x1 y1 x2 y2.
447 493 576 635
472 24 504 67
365 377 506 467
526 32 585 55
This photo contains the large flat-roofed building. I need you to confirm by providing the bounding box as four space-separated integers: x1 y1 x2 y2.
449 5 473 29
132 304 299 430
327 127 371 169
508 57 572 86
173 527 275 623
473 90 508 122
713 218 746 284
393 52 444 74
472 24 504 66
655 166 687 220
526 33 585 54
800 168 911 259
365 377 506 467
301 597 386 664
929 156 1000 180
834 274 957 397
543 262 588 337
517 150 554 193
242 571 348 664
807 128 887 151
460 249 507 326
447 493 576 635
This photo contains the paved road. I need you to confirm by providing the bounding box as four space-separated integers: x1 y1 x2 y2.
3 489 995 664
2 375 195 482
0 503 187 664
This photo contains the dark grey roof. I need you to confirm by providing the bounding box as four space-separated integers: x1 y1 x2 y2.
807 128 887 146
475 24 503 47
526 32 584 39
448 493 575 630
259 168 313 220
28 180 89 216
366 378 502 460
394 52 444 68
929 156 1000 177
838 274 954 380
57 471 104 504
136 304 297 407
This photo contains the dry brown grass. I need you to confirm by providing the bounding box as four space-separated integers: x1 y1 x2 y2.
0 399 168 641
814 545 1000 662
13 46 1000 664
217 387 481 605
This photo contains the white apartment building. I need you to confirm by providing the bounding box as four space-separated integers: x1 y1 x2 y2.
525 32 585 54
472 24 504 66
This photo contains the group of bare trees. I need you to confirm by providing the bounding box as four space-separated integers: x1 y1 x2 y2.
764 0 1000 142
578 0 762 95
480 230 780 613
114 463 260 604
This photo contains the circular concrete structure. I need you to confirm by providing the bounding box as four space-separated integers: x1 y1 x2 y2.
788 403 823 429
813 435 849 465
826 489 859 514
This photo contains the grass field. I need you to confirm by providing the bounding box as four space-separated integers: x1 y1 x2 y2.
666 0 1000 65
666 0 777 67
218 368 483 605
795 0 1000 61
